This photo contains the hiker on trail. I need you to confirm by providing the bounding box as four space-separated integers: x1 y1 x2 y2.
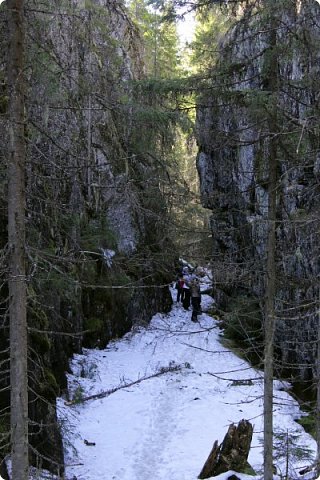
190 277 201 321
182 268 192 310
176 273 185 303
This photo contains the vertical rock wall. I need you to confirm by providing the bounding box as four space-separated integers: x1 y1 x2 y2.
196 0 320 381
0 0 174 473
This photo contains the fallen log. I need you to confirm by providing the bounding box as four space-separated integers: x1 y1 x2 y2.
65 363 183 405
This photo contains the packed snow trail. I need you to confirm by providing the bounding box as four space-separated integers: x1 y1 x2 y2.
57 290 317 480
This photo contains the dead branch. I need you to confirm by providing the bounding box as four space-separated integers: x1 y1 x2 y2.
65 363 184 405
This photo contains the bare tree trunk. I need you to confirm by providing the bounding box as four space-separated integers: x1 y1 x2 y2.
87 9 92 201
316 292 320 475
263 142 277 480
263 4 279 479
7 0 28 478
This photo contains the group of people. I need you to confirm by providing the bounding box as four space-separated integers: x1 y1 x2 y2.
175 266 202 322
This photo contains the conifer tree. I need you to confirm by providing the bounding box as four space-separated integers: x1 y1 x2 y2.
7 0 29 478
192 0 320 476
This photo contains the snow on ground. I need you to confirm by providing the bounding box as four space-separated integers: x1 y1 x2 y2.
57 288 317 480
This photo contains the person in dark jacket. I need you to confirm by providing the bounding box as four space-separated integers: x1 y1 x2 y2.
176 273 185 303
182 269 192 310
190 277 201 321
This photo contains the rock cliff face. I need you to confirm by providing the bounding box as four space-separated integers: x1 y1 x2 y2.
0 0 174 473
196 1 320 382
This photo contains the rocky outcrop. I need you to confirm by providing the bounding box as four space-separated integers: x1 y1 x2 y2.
0 0 175 473
196 1 320 381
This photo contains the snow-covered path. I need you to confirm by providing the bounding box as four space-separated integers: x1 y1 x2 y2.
57 291 317 480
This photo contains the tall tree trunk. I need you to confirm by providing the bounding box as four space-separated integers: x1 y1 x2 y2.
7 0 28 478
317 296 320 475
263 137 277 480
87 9 92 202
263 3 279 479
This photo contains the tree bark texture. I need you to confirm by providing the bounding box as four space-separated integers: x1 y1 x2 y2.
7 0 28 478
317 294 320 474
198 419 253 479
263 140 277 480
263 3 279 478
